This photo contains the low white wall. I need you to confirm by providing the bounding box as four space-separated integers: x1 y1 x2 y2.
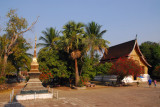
94 74 150 83
16 93 53 100
94 75 117 82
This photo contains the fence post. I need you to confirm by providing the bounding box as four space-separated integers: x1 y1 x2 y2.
52 89 53 99
57 91 58 99
10 93 12 103
12 88 14 96
34 92 36 100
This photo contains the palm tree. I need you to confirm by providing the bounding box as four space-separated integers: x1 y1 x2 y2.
85 21 110 59
37 27 60 49
62 21 85 86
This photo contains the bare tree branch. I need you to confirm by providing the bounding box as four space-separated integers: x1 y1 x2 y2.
7 16 39 56
20 16 39 34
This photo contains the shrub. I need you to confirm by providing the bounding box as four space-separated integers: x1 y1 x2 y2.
39 69 53 83
0 76 6 84
25 76 30 82
110 58 143 84
77 77 85 87
153 65 160 78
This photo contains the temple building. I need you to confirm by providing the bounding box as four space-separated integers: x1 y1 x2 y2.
100 39 151 83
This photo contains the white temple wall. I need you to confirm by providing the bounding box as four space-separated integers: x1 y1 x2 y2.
94 74 150 83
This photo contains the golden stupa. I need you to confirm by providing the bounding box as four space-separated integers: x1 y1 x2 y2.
21 35 48 94
28 35 40 78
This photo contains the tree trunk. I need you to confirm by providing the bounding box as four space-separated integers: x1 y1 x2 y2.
17 68 20 83
75 58 79 86
90 51 94 59
1 53 8 77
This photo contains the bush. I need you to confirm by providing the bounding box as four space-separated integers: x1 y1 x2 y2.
0 76 6 84
153 65 160 78
77 77 84 87
25 76 30 82
110 58 143 84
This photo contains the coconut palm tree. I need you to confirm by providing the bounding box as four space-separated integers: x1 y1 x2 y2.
85 21 110 59
62 21 85 86
37 27 60 49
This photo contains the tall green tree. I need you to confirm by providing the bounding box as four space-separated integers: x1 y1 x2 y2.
62 21 85 86
140 41 160 76
0 34 16 83
1 9 38 77
38 47 69 81
0 34 9 61
80 56 97 81
37 27 60 49
85 21 110 59
8 36 32 81
153 65 160 78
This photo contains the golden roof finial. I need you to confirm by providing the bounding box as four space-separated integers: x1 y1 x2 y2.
135 34 138 40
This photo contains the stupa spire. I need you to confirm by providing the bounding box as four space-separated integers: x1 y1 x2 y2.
34 35 37 58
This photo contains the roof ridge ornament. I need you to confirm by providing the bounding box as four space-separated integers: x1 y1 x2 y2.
135 34 138 40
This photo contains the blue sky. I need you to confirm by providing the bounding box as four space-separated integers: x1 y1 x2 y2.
0 0 160 53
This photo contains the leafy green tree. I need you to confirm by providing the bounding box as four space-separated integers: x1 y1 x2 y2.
37 27 60 49
62 21 85 86
85 21 110 59
0 34 9 62
8 36 32 81
95 62 112 76
38 47 69 82
80 56 95 81
140 41 160 76
153 65 160 78
1 9 38 77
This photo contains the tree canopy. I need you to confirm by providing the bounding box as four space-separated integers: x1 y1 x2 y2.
37 21 109 86
37 27 60 49
85 21 110 59
0 9 36 83
140 41 160 77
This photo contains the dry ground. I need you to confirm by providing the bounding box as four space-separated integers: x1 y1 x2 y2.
1 82 160 107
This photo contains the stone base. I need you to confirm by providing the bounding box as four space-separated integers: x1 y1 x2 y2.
21 78 48 94
16 93 53 100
